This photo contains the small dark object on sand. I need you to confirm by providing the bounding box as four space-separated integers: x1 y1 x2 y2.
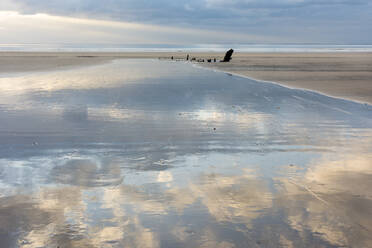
187 54 189 61
221 49 234 62
214 58 216 62
171 56 174 60
77 56 97 58
191 57 196 61
207 59 212 63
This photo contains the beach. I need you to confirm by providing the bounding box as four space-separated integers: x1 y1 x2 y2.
1 51 372 105
202 52 372 105
0 55 371 247
1 0 371 245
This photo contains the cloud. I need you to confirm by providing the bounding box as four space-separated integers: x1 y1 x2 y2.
0 11 274 44
204 0 369 8
0 0 369 43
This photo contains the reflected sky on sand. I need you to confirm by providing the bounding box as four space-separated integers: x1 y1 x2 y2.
0 59 372 247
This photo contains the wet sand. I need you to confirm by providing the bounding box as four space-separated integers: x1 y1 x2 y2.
1 51 372 105
202 52 372 105
0 58 372 247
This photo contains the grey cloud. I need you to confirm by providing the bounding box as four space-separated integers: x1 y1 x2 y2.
1 0 372 43
205 0 369 8
9 0 371 21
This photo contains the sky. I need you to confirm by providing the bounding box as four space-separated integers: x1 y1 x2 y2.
0 0 371 44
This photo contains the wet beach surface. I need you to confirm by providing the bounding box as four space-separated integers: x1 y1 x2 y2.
0 59 372 247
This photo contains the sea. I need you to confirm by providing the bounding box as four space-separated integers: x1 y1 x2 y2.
1 43 372 52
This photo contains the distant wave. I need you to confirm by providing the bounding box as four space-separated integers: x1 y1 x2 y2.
1 43 372 52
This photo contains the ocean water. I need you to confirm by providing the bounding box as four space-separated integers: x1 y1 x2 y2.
1 43 372 52
0 59 372 247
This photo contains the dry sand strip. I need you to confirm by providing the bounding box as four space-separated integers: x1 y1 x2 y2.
1 52 372 105
201 52 372 105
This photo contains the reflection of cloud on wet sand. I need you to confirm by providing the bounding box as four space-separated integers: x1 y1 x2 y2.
97 169 274 246
3 147 372 247
51 159 123 187
0 60 177 94
96 187 161 247
0 185 161 248
2 137 372 247
91 222 159 248
0 195 50 248
0 186 92 248
127 169 271 225
190 170 272 226
276 140 372 247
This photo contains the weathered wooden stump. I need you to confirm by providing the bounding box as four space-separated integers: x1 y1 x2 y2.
221 49 234 62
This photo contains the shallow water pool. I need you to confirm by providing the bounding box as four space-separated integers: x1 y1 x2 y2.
0 59 372 247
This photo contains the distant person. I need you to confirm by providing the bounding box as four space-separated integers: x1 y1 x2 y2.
187 54 189 61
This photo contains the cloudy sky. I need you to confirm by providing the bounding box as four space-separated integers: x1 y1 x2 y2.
0 0 371 44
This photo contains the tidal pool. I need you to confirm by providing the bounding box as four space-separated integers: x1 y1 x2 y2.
0 59 372 247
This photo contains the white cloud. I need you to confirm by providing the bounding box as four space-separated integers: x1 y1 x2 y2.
0 11 274 44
